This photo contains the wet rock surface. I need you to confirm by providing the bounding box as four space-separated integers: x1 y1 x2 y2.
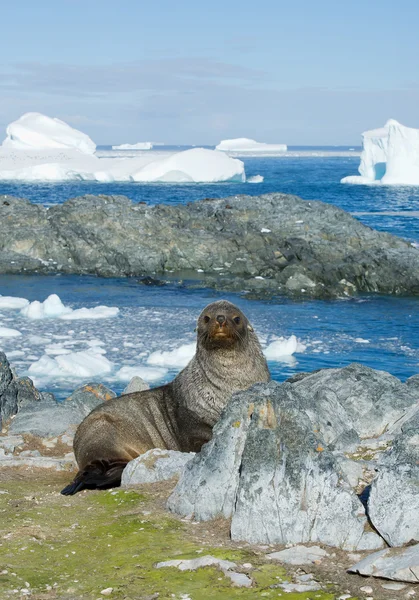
2 192 419 298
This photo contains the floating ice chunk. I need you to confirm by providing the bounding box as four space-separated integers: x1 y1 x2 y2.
0 296 29 310
112 142 153 150
60 306 119 320
216 138 287 154
115 365 168 382
20 294 119 321
28 350 113 380
264 335 306 360
20 294 72 319
147 343 196 369
247 174 264 183
2 112 96 154
341 119 419 185
355 338 370 344
131 148 245 183
261 228 271 233
0 326 22 337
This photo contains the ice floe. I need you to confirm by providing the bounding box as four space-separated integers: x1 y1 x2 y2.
28 350 113 383
147 342 196 368
0 326 22 338
115 365 168 383
216 137 287 155
0 296 29 309
20 294 119 320
264 335 306 361
112 142 153 150
2 112 96 154
247 174 264 183
341 119 419 185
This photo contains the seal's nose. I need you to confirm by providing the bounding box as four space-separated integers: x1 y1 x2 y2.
216 315 226 325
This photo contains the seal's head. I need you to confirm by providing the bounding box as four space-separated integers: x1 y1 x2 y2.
196 300 253 350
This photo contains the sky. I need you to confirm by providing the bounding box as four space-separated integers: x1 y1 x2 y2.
1 0 418 145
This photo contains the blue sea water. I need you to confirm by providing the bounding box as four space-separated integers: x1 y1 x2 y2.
1 151 419 399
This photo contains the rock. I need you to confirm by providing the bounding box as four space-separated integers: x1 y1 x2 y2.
2 193 419 299
121 449 195 486
381 582 407 591
63 383 116 416
168 381 383 551
225 572 252 587
286 363 419 448
368 413 419 546
122 376 149 394
0 454 76 470
155 556 236 572
348 544 419 582
9 397 81 438
0 434 24 454
277 581 321 593
405 374 419 391
267 545 328 565
360 585 373 594
0 352 19 428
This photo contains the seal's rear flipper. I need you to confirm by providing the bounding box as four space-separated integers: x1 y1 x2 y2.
60 459 128 495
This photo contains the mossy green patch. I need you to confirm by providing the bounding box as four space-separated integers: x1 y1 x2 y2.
0 475 345 599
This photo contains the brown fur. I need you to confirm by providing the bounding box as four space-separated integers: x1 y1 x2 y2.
61 300 270 494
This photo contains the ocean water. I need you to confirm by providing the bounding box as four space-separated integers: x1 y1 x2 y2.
1 151 418 399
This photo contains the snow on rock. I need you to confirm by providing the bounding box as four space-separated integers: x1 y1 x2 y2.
216 137 287 154
263 335 306 360
131 148 245 183
2 112 96 154
112 142 153 150
146 342 196 368
20 294 119 320
0 326 22 337
0 296 29 309
341 119 419 185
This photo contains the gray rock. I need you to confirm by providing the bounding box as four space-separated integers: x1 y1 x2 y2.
0 454 76 471
122 376 150 394
0 434 24 454
286 363 419 448
168 381 383 550
267 545 328 565
155 556 236 571
405 374 419 391
63 382 116 416
10 398 81 438
225 572 252 587
121 449 195 486
368 414 419 547
0 352 18 428
348 544 419 582
2 193 419 299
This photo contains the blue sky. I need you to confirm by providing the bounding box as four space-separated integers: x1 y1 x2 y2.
1 0 418 144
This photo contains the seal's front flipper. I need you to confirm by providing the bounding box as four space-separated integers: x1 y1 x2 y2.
60 459 128 495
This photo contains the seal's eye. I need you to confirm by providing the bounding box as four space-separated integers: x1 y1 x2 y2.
204 316 210 323
233 317 241 324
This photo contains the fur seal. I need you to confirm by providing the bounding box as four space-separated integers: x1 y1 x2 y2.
61 300 270 495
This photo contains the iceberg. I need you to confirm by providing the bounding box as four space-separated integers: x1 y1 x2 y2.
112 142 153 150
0 114 245 183
341 119 419 185
131 148 245 183
2 112 96 154
216 137 287 154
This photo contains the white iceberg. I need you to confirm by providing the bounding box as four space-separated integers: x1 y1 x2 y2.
2 112 96 154
28 350 113 381
263 335 306 360
131 148 245 183
112 142 153 150
341 119 419 185
216 137 287 154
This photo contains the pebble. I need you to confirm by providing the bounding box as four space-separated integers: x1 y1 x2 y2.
360 586 373 594
100 588 113 596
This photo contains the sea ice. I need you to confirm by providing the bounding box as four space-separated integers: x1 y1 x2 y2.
2 112 96 154
146 342 196 368
216 137 287 154
28 350 113 381
341 119 419 185
112 142 153 150
0 326 22 338
247 174 264 183
115 365 168 383
19 294 119 320
263 335 306 360
0 296 29 309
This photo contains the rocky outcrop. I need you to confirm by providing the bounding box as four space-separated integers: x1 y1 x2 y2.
1 193 419 298
348 545 419 583
0 352 42 429
368 413 419 547
167 381 383 551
